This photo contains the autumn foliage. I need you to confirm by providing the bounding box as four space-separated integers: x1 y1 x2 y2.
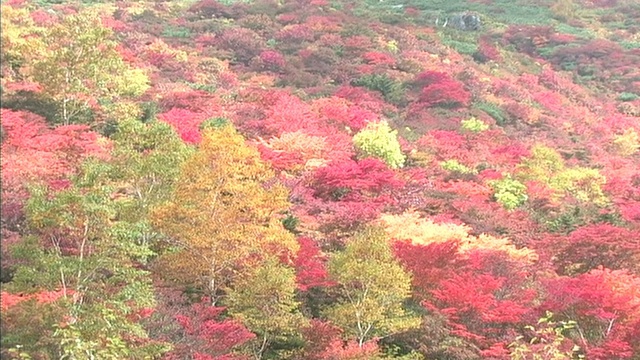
2 0 640 358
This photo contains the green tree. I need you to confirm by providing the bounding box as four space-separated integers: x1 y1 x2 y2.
226 257 306 359
353 121 406 169
6 162 170 359
325 227 420 347
31 11 148 124
151 125 298 305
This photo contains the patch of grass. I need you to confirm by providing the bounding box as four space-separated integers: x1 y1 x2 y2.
475 101 507 126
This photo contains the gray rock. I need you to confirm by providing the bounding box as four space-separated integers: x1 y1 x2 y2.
437 11 482 31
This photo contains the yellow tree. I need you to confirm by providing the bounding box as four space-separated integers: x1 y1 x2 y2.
151 124 298 305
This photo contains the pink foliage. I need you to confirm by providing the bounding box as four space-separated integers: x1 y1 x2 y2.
158 108 208 144
258 50 286 70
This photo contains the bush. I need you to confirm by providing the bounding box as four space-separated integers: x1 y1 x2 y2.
475 101 507 125
353 121 406 169
490 175 528 210
440 159 476 175
618 92 639 102
460 117 489 133
352 74 405 106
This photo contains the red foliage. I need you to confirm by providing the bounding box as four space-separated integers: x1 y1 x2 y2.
543 268 640 359
474 37 502 63
312 158 404 202
552 224 640 275
157 90 218 114
503 25 554 56
158 108 208 144
1 110 109 226
412 71 471 109
362 51 396 67
30 8 58 26
294 237 333 291
393 240 462 297
312 97 377 131
1 289 72 311
188 0 239 19
257 93 321 135
257 144 305 171
343 35 374 55
300 320 380 360
333 85 391 115
164 298 254 360
319 339 380 360
417 130 481 166
276 24 314 43
425 268 532 348
216 28 265 64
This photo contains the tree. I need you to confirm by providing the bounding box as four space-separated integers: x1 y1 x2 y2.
4 163 169 359
353 120 406 169
151 124 298 305
226 257 306 359
30 10 149 124
325 227 420 347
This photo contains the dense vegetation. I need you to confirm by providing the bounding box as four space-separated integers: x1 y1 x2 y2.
2 0 640 359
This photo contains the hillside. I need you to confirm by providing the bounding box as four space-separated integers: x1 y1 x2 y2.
1 0 640 359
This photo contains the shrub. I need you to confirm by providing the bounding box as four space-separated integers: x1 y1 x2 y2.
618 92 639 102
353 121 405 169
414 71 471 108
475 102 507 126
460 117 489 133
490 175 528 210
440 159 477 175
352 74 405 106
612 128 640 157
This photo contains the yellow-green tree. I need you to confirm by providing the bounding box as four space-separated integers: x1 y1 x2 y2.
325 227 420 347
226 257 305 359
151 125 298 305
30 11 148 124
